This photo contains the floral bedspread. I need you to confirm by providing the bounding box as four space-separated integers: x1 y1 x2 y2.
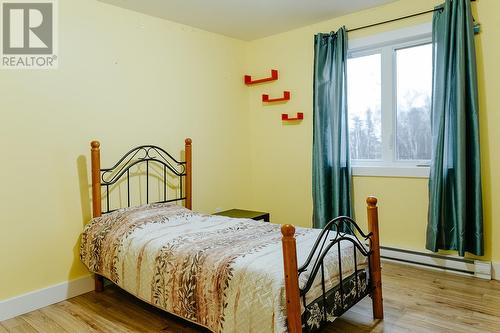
80 203 367 333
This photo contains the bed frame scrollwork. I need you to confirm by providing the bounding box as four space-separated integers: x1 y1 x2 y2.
90 138 192 291
281 197 384 332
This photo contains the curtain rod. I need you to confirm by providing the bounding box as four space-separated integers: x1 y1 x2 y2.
346 0 477 33
347 8 438 33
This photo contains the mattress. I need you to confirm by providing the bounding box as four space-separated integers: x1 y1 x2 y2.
80 203 368 333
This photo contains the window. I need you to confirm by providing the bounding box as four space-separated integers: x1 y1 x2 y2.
395 44 432 161
347 24 432 177
347 53 382 160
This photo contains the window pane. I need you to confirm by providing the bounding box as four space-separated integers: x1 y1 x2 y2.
396 44 432 161
347 53 382 160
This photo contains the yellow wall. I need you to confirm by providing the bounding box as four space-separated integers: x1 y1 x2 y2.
2 0 499 302
0 1 251 300
244 0 500 262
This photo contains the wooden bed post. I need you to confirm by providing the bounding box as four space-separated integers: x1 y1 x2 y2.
281 224 302 333
184 138 192 210
90 140 104 292
367 196 383 319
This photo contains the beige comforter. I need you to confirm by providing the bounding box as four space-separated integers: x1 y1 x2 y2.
80 203 366 333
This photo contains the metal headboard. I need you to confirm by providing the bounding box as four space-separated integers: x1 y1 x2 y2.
90 138 192 217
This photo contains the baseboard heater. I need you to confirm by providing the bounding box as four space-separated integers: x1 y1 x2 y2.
380 246 492 280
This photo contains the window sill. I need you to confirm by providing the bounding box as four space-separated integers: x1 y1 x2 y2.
352 166 429 178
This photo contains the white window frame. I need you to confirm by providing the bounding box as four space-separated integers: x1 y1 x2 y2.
347 23 432 178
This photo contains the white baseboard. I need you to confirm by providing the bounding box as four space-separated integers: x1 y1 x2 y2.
380 246 492 280
493 262 500 281
0 275 94 321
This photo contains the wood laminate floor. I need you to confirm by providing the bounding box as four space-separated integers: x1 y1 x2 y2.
2 262 500 333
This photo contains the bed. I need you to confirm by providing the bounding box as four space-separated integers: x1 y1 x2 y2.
80 138 383 333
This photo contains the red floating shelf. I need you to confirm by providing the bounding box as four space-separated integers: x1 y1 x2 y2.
262 91 291 103
244 69 278 85
282 113 304 121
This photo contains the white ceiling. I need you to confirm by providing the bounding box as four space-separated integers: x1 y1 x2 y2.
99 0 398 40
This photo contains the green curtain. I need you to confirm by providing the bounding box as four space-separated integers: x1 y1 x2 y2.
426 0 483 256
312 27 353 231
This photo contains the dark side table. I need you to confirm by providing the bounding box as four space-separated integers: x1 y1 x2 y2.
214 209 270 222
